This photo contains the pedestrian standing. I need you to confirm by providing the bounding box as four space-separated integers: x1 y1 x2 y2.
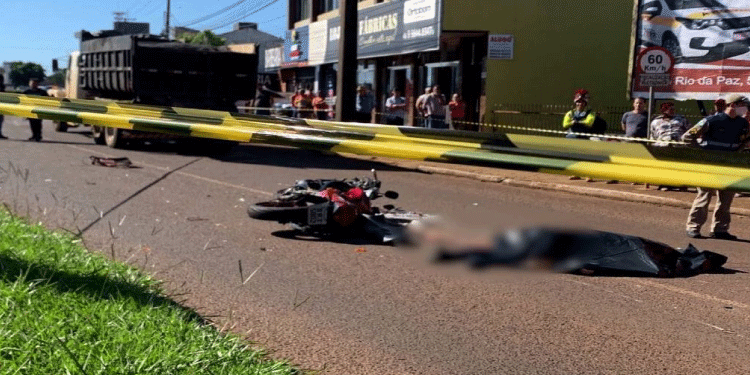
562 89 596 139
621 97 648 139
355 86 375 123
415 87 432 127
423 85 447 129
649 101 690 147
713 98 726 115
312 91 329 120
0 75 6 139
291 89 304 118
255 85 272 116
23 78 48 141
385 89 406 125
682 93 750 240
448 93 467 130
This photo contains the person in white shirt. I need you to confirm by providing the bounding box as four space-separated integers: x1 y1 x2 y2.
385 89 406 125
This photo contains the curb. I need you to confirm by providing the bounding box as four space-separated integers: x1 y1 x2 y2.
415 165 750 218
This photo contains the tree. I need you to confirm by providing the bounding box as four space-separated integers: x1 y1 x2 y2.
9 62 46 87
48 69 66 87
177 30 226 46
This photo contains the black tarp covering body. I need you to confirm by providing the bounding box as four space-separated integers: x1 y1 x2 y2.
436 228 728 277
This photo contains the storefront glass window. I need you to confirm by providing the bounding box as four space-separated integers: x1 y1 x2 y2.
293 0 312 22
319 0 339 13
357 61 375 90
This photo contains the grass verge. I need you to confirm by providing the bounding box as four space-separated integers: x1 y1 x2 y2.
0 209 298 374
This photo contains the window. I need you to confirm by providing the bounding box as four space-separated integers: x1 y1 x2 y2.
319 0 339 13
292 0 312 22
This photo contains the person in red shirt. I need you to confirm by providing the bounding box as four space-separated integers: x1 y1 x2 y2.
448 93 467 130
311 91 329 120
290 89 304 118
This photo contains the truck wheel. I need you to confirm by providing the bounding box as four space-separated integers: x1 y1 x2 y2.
104 127 124 148
91 126 106 145
54 121 69 132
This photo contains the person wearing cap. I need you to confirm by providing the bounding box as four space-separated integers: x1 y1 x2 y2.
621 97 648 139
23 78 48 142
649 101 690 147
562 89 596 139
682 93 750 240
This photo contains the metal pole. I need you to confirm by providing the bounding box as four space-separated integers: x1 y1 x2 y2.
165 0 171 38
335 0 358 122
647 86 654 140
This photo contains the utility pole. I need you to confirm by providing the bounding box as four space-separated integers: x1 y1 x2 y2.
165 0 171 38
335 0 358 122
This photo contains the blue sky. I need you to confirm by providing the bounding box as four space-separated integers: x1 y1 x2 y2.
0 0 287 74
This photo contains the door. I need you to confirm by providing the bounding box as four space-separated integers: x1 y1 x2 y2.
387 65 413 126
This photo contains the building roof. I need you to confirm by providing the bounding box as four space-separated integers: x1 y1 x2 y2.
219 26 283 47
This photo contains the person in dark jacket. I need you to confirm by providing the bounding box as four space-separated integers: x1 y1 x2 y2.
23 78 48 141
255 86 272 116
682 93 750 240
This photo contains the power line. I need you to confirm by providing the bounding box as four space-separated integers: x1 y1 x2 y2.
259 14 286 24
131 0 157 18
179 0 251 27
209 0 281 31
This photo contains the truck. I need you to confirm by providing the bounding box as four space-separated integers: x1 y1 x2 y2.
56 30 258 148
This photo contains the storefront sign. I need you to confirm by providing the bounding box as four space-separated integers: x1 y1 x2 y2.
284 0 440 66
488 34 514 60
630 0 750 100
403 0 436 24
265 46 283 70
283 26 309 67
308 20 328 66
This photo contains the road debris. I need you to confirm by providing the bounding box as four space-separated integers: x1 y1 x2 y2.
89 156 137 168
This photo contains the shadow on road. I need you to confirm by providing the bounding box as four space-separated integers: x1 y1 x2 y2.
271 229 390 246
70 129 412 172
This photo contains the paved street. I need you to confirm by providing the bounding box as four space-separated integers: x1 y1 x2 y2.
1 117 750 374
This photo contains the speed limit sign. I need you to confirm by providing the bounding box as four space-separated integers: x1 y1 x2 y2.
637 47 674 74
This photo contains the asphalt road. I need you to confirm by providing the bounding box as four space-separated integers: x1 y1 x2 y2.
1 117 749 375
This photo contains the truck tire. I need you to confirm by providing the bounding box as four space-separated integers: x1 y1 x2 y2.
104 127 124 148
54 121 69 132
91 126 106 145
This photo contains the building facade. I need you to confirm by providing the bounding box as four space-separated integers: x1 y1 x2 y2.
275 0 635 125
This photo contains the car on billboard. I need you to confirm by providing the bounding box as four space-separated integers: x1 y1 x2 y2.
639 0 750 63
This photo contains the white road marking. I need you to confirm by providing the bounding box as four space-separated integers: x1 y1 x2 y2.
635 279 750 310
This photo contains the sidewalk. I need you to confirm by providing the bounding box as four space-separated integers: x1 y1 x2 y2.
347 154 750 218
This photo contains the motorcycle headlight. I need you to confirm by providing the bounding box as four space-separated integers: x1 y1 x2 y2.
679 18 727 30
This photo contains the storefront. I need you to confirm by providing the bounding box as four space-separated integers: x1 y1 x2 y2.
280 0 453 126
281 0 637 125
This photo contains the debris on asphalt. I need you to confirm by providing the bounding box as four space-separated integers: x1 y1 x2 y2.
89 156 136 168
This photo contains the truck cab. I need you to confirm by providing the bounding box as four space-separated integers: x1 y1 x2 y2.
640 0 750 63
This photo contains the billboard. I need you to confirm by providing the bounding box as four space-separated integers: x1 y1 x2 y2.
283 0 440 66
630 0 750 100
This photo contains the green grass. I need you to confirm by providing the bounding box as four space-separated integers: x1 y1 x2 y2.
0 209 298 375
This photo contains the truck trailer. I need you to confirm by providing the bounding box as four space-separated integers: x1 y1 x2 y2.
57 31 258 148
